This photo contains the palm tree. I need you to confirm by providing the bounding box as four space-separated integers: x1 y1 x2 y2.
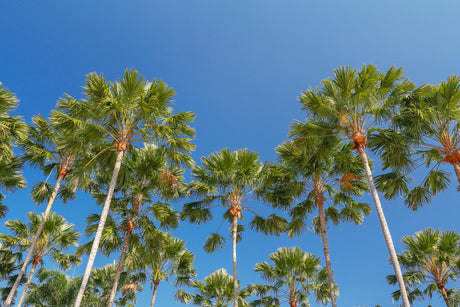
387 228 460 306
23 268 82 307
269 124 370 307
299 64 413 306
0 211 81 307
106 145 186 307
77 145 185 306
4 113 89 307
52 69 195 306
0 82 27 219
175 268 251 307
372 76 460 210
138 231 196 307
249 247 333 307
181 148 287 307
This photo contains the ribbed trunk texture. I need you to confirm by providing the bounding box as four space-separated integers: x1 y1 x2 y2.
17 262 37 307
150 282 159 307
318 200 337 307
453 163 460 184
4 174 65 307
232 214 239 307
74 150 124 307
358 147 410 307
107 230 132 307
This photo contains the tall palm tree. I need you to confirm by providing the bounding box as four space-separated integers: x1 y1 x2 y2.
0 211 81 307
4 113 89 307
52 69 195 306
106 145 186 307
299 64 413 306
0 82 27 219
175 268 251 307
139 231 196 307
387 228 460 306
77 145 185 307
249 247 333 307
270 124 370 307
181 148 287 307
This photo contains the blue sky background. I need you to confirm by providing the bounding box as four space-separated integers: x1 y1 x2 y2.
1 1 459 306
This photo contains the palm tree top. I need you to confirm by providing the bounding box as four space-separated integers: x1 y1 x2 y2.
52 69 196 165
387 228 460 305
299 64 414 150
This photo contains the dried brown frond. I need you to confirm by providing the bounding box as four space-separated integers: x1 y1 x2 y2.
340 173 360 190
120 282 139 297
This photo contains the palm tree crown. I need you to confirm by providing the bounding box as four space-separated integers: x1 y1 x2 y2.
250 247 333 307
387 228 460 306
0 212 80 306
175 268 251 307
0 82 27 219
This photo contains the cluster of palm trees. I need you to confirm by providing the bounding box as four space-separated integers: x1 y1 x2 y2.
0 65 458 306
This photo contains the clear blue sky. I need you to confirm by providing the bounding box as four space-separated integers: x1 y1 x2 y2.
1 1 459 306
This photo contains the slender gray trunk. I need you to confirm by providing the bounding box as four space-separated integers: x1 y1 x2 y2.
453 163 460 184
107 230 132 307
4 174 65 307
17 262 37 307
358 147 410 307
150 282 159 307
232 214 238 307
74 150 125 307
318 201 337 307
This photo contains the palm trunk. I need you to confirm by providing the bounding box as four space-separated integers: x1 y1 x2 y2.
358 147 410 307
453 163 460 184
107 230 132 307
438 283 450 307
232 214 239 307
4 174 65 307
150 281 159 307
317 200 337 307
74 150 125 307
16 262 37 307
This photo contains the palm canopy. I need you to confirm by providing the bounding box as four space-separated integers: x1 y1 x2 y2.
371 76 460 210
20 113 92 205
0 211 80 270
0 82 27 218
0 212 80 306
139 230 196 307
52 69 195 165
175 268 251 307
0 82 28 158
250 247 333 307
23 268 81 307
182 148 287 242
274 123 370 236
387 228 460 306
299 64 413 148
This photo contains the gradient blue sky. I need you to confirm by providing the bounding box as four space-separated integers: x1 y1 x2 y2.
1 1 459 306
